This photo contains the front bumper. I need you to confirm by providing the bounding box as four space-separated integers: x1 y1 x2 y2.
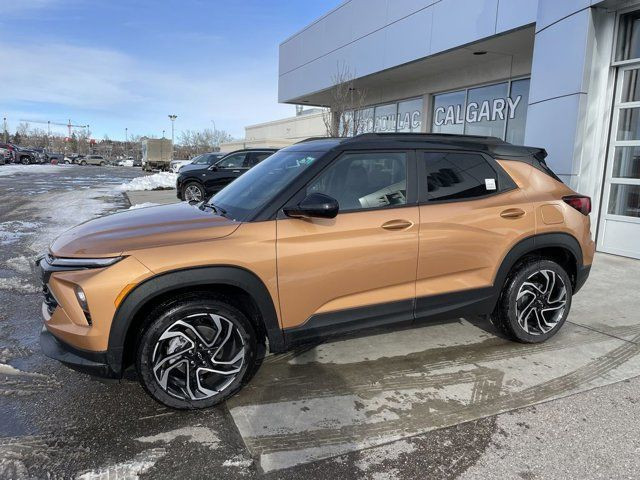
40 325 118 378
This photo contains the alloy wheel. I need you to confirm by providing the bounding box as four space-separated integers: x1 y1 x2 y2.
184 185 203 202
515 269 567 335
151 313 245 401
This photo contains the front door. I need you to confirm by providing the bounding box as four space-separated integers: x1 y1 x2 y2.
204 151 247 192
598 64 640 259
276 150 419 340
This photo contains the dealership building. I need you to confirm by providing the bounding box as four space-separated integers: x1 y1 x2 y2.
278 0 640 259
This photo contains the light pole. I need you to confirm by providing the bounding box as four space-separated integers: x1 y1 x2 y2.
3 117 7 143
168 114 177 159
125 127 128 157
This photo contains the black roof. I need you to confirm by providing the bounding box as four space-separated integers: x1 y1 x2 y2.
292 133 546 159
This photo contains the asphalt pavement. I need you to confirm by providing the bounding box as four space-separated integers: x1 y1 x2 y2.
1 164 639 479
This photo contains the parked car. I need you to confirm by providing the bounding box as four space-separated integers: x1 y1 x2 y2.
80 155 107 166
118 159 134 167
45 151 65 163
176 149 277 201
0 143 15 163
37 133 595 409
175 152 226 174
170 159 191 173
69 153 85 165
0 148 6 165
12 146 41 164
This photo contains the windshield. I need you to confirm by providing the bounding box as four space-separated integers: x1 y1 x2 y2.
210 150 320 221
191 154 208 164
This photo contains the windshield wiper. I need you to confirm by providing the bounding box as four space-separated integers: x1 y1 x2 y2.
201 202 228 217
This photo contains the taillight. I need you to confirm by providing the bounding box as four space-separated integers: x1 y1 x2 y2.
563 195 591 215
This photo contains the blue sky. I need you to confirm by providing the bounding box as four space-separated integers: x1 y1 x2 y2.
0 0 339 140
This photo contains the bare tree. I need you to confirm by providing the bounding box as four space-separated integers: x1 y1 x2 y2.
177 128 233 158
322 63 368 137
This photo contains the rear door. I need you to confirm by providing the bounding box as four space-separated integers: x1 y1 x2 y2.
276 150 420 341
415 150 534 320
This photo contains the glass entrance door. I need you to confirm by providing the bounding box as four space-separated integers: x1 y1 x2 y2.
599 64 640 259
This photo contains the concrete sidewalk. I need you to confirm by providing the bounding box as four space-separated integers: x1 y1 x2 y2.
227 253 640 473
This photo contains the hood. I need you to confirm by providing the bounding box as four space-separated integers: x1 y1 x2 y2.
179 163 209 173
50 202 240 257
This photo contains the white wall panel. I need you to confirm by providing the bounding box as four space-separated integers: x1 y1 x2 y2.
528 8 591 104
496 0 537 33
349 0 389 41
431 0 499 54
383 7 433 69
536 0 589 32
524 93 585 175
387 0 439 23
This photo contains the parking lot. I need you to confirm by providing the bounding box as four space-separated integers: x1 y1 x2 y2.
1 165 640 479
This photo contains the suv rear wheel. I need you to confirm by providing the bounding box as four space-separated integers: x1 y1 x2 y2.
183 181 205 202
136 294 260 409
492 258 572 343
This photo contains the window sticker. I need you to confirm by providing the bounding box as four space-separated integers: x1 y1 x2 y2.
485 178 497 190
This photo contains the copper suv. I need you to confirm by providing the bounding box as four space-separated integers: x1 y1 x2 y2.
38 133 595 409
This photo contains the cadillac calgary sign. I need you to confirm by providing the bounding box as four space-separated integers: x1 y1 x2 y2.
434 95 523 126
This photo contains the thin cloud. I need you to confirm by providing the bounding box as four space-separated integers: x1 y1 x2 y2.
0 40 292 138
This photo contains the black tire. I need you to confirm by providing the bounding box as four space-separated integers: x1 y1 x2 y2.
182 181 205 202
21 156 30 165
80 160 87 166
491 258 572 343
136 293 262 410
100 161 105 166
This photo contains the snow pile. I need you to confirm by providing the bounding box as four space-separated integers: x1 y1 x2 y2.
0 164 70 177
128 202 160 210
117 172 177 191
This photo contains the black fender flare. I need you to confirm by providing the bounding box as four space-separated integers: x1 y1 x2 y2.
106 266 284 376
493 232 583 296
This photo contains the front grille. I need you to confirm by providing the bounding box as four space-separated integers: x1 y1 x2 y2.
42 283 58 315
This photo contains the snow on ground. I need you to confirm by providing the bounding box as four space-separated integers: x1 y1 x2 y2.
27 187 122 254
117 172 177 191
0 221 41 246
0 164 71 177
128 202 160 210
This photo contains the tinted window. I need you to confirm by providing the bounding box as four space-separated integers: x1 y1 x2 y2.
422 152 497 202
191 154 208 164
217 152 246 168
249 152 273 166
212 150 319 221
308 152 407 211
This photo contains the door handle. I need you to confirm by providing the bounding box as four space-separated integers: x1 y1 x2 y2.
500 208 525 219
381 219 413 231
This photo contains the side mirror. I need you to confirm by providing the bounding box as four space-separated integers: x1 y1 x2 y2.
283 193 339 219
208 165 218 171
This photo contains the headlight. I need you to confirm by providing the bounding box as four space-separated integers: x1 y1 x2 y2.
48 256 123 268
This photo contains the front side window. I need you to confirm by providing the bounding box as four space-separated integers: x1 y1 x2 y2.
211 150 320 221
307 152 407 211
216 152 246 168
422 152 498 202
191 154 208 164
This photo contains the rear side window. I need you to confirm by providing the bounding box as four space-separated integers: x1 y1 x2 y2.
421 152 499 202
249 152 273 166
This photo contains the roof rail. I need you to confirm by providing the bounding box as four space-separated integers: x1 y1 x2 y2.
343 132 506 144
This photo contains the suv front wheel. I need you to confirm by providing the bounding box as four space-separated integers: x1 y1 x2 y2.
136 293 260 409
182 181 205 202
492 258 572 343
